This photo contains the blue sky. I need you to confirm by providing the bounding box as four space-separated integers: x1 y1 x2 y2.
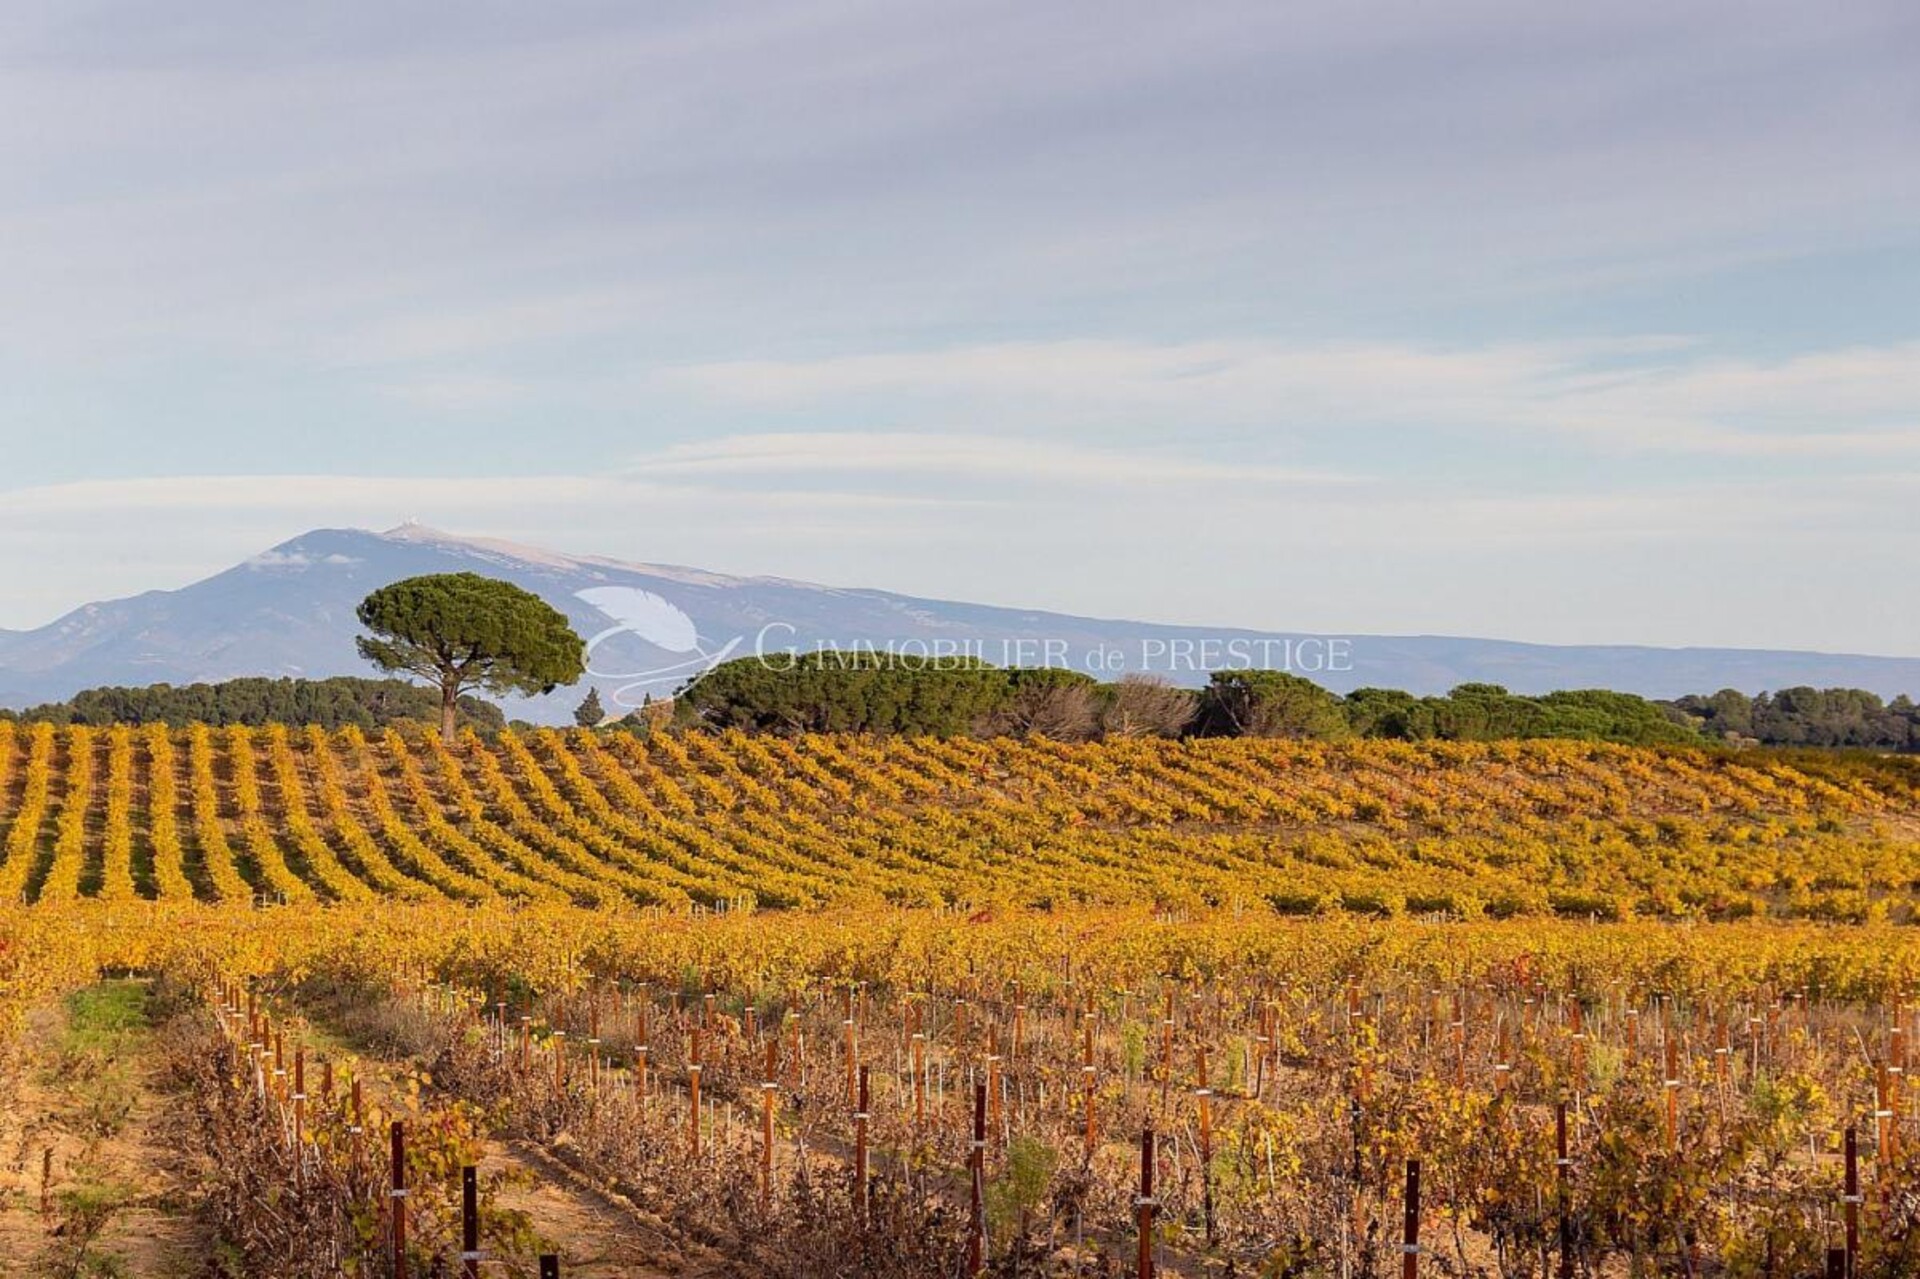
2 1 1916 653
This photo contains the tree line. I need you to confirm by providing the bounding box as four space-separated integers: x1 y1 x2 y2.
674 653 1920 750
0 676 506 731
1668 686 1920 751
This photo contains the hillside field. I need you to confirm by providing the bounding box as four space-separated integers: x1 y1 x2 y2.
5 726 1920 1275
1 721 1918 918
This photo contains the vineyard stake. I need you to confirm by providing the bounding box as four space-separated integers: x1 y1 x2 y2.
350 1079 365 1169
1160 990 1176 1112
844 987 859 1108
1196 1044 1215 1247
1083 1016 1098 1161
760 1038 777 1204
1844 1124 1860 1278
1569 1001 1586 1092
461 1165 480 1279
854 1064 871 1218
986 1025 1003 1144
912 1004 927 1129
293 1050 306 1181
968 1082 987 1276
1663 1037 1680 1151
1400 1158 1420 1279
1135 1127 1156 1279
1012 983 1026 1060
390 1121 408 1279
1878 1063 1894 1173
589 1003 601 1093
1555 1101 1573 1279
689 1028 703 1159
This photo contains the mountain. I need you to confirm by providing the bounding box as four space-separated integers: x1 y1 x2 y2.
2 523 1918 723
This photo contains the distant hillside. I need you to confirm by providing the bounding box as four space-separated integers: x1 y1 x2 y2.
1 523 1918 724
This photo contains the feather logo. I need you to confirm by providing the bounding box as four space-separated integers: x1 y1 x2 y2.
575 586 700 653
575 586 744 709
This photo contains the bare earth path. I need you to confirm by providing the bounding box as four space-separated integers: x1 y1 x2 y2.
0 981 199 1277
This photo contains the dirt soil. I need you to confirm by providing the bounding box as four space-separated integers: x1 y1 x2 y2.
0 982 199 1277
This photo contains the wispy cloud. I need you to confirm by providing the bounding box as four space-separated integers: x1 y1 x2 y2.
665 338 1920 457
627 432 1357 487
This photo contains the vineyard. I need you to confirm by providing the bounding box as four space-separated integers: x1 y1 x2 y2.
1 727 1920 1275
0 723 1916 917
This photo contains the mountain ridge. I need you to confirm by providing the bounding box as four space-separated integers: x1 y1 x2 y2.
2 524 1917 724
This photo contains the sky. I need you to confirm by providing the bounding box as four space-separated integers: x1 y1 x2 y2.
1 0 1917 653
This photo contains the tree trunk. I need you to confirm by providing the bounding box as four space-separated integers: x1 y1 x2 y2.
441 681 459 747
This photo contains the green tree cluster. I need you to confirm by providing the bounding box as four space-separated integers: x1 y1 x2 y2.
680 657 1711 746
677 651 1020 735
1327 682 1701 745
1 676 506 730
1665 687 1919 750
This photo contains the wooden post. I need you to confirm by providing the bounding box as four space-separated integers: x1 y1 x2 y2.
1663 1037 1680 1151
760 1038 777 1203
1083 1016 1098 1160
1012 985 1026 1061
854 1065 871 1218
390 1121 408 1279
1136 1127 1156 1279
1569 1002 1586 1091
1160 991 1176 1110
844 988 859 1109
1196 1045 1215 1247
1845 1125 1860 1278
968 1082 987 1275
350 1079 365 1166
589 1004 601 1094
461 1165 480 1279
689 1029 704 1159
912 1005 927 1129
1400 1158 1420 1279
1556 1101 1574 1279
1878 1063 1895 1172
293 1050 306 1153
986 1025 1002 1143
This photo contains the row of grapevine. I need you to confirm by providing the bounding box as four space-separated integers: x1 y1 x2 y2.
0 726 1912 913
